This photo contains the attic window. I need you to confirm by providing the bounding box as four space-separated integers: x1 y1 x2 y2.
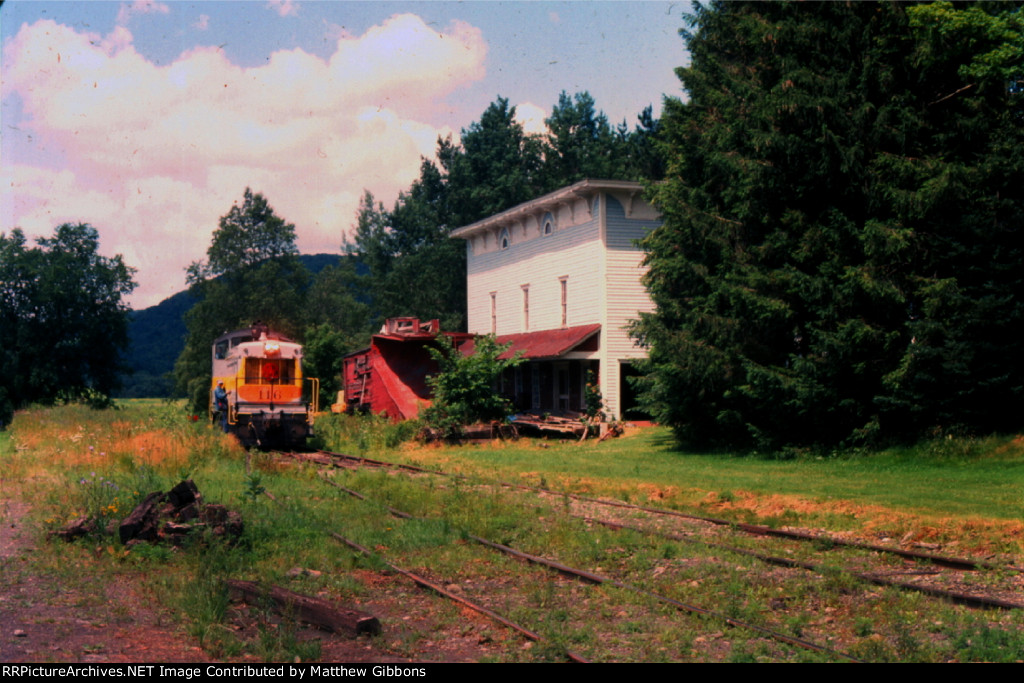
542 212 554 235
499 228 510 250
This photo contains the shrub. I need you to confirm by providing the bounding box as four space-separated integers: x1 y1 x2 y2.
421 335 523 438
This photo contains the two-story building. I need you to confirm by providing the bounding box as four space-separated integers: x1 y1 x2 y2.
452 179 661 420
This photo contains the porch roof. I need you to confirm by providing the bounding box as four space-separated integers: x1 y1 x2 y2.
460 324 601 360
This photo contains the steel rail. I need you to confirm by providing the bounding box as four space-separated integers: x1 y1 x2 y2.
330 533 591 664
301 449 1010 573
276 464 1021 613
257 470 589 663
585 517 1024 611
320 475 861 663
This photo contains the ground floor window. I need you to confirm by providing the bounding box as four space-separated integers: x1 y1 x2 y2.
501 360 597 416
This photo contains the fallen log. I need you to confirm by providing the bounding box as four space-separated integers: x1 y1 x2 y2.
226 579 381 637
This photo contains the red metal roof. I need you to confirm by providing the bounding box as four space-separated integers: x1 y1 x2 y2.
459 324 601 360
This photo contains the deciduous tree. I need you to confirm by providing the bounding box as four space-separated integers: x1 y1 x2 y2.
174 190 310 412
421 335 523 438
186 187 300 284
0 224 136 414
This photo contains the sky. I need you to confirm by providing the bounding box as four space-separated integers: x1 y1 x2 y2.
1 0 690 309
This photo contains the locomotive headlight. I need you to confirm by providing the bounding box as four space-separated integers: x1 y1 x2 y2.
264 342 280 356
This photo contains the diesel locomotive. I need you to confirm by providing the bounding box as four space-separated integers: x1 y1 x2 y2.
210 322 319 449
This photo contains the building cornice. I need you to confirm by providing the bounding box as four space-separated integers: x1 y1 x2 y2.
451 179 644 239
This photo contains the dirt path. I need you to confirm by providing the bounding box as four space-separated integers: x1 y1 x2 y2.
0 489 498 663
0 493 215 662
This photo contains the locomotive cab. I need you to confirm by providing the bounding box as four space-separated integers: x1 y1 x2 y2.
211 323 318 449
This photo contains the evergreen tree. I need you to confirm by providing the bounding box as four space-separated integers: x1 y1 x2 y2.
542 92 666 185
443 97 548 228
350 166 467 331
348 94 663 334
633 1 1024 450
543 91 620 183
877 1 1024 436
628 105 666 181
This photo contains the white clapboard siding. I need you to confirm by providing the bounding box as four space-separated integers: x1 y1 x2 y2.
466 199 603 335
600 193 658 417
456 180 661 418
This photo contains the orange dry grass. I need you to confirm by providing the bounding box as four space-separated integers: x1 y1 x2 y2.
6 406 214 476
118 430 190 470
701 489 1024 554
636 482 685 502
24 426 190 472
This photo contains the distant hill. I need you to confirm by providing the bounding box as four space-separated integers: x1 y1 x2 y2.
116 253 350 398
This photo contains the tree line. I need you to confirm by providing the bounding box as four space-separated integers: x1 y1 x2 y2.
1 89 662 421
172 92 662 413
0 224 137 425
633 1 1024 450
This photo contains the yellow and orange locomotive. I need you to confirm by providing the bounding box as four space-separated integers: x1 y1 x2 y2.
210 322 318 448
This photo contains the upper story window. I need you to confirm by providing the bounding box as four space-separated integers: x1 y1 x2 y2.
592 195 600 218
499 228 510 250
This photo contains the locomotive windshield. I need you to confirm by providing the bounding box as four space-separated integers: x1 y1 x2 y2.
244 357 294 384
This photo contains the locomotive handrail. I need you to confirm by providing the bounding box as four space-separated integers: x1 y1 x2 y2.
227 377 239 425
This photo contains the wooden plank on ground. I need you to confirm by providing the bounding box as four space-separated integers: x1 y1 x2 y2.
226 579 381 636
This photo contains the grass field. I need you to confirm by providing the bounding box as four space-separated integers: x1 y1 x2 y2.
316 414 1024 552
2 402 1022 662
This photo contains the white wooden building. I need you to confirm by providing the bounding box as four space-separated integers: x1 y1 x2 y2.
452 179 661 419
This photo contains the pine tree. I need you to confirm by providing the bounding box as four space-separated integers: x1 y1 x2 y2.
634 1 1024 449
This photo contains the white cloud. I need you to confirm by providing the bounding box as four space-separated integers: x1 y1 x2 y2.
2 15 487 308
515 102 549 136
267 1 299 18
116 1 170 26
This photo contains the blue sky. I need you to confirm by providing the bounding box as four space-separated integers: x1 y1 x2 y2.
2 1 690 307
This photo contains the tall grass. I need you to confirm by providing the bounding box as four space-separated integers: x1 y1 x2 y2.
343 425 1024 552
313 412 421 455
5 402 1023 662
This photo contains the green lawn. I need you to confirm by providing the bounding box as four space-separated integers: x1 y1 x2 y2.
316 418 1024 543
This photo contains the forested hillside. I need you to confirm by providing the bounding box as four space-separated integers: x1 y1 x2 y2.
117 254 355 399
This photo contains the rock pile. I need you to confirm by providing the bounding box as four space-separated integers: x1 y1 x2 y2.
119 479 243 546
51 479 243 546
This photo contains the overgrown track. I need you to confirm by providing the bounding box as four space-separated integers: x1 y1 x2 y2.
330 531 592 663
319 475 861 662
290 450 1022 578
271 449 1024 661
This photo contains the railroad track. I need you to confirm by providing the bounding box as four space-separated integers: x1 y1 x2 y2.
288 450 1022 578
271 449 1024 662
